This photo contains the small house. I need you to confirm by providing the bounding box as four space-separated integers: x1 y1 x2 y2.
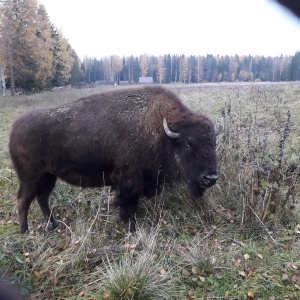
139 77 153 84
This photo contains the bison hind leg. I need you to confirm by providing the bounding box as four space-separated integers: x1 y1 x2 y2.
17 181 38 233
36 173 59 231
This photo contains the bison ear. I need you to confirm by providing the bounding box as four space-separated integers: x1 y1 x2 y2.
163 118 180 139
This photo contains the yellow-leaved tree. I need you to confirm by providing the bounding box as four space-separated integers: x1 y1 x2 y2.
0 0 76 94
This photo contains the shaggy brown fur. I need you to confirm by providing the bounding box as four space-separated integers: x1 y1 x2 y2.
9 86 218 233
0 279 23 300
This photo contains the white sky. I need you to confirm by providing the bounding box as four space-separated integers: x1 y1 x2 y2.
38 0 300 59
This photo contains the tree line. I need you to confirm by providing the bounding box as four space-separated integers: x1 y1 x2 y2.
0 1 300 95
83 52 300 85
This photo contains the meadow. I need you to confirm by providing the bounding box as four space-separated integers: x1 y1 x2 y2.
0 82 299 299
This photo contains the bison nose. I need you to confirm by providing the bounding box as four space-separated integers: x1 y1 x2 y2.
202 174 218 187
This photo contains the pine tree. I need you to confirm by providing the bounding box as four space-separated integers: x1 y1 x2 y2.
51 27 74 86
290 52 300 80
172 55 179 82
188 55 197 83
69 49 83 84
120 57 128 82
163 54 171 83
132 57 140 83
218 55 230 81
203 54 217 82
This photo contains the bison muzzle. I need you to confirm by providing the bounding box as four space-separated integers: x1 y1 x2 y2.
9 86 218 233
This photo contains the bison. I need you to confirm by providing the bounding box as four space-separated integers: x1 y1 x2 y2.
9 86 218 233
0 279 23 300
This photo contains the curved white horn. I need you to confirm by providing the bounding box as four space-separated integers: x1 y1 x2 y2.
163 118 180 139
215 124 223 136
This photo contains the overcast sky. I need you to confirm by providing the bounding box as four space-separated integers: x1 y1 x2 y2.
38 0 300 59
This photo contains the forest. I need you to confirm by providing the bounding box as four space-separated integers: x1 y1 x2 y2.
1 0 300 95
82 52 300 85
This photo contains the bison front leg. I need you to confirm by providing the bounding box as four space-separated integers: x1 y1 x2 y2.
114 173 143 233
118 195 139 233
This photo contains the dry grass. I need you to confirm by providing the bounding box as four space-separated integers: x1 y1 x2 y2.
0 82 299 299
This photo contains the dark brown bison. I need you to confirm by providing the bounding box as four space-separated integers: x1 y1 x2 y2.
9 86 218 233
0 279 23 300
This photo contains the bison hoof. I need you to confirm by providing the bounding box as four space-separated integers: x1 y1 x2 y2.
129 221 136 233
45 220 61 232
19 227 29 234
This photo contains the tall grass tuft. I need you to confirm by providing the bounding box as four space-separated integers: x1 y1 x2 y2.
95 226 178 300
179 236 217 277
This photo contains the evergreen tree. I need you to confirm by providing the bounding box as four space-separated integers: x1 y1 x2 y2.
164 54 172 83
222 55 231 81
132 56 140 83
290 51 300 80
188 55 197 83
92 58 101 82
172 55 180 82
69 49 83 84
120 57 128 82
203 54 217 82
126 56 139 83
51 27 74 86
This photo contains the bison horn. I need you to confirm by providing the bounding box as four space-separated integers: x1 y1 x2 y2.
215 124 223 136
163 118 180 139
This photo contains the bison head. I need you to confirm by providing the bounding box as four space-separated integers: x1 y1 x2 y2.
163 118 218 197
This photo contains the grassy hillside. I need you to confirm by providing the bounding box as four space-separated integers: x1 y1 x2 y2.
0 83 299 299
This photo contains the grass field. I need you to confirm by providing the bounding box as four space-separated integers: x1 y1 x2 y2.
0 83 299 299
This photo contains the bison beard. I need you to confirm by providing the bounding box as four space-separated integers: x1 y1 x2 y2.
9 86 218 233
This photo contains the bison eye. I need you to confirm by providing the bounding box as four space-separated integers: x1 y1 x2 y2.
185 142 191 149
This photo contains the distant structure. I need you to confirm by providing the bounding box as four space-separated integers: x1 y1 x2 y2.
139 77 153 84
